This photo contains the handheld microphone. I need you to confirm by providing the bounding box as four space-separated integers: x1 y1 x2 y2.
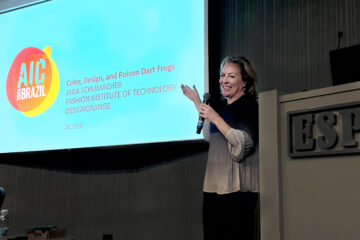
196 93 211 134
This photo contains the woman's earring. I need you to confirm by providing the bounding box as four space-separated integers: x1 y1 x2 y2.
243 86 246 92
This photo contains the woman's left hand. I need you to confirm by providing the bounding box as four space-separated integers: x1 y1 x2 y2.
198 103 220 124
199 103 232 137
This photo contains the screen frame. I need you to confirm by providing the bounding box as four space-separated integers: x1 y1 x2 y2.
0 0 209 158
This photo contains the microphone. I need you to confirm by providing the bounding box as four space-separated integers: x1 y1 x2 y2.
337 31 343 49
196 93 211 134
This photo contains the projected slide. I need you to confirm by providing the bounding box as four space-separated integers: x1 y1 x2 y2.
0 0 205 153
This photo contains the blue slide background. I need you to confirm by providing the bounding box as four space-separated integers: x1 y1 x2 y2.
0 0 205 153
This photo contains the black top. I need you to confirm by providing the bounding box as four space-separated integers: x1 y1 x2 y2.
210 94 259 144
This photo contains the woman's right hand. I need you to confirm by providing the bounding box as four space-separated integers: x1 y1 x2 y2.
181 84 200 104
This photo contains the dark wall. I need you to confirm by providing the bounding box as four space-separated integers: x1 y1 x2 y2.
1 0 360 240
0 144 208 240
212 0 360 95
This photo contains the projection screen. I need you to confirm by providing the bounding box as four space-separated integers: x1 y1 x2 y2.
0 0 207 153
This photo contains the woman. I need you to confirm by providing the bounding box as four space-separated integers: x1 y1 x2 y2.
181 56 259 240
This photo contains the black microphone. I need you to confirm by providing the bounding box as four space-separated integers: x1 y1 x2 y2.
196 93 211 134
337 31 343 49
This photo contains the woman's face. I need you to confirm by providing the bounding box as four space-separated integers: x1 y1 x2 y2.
219 62 246 103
